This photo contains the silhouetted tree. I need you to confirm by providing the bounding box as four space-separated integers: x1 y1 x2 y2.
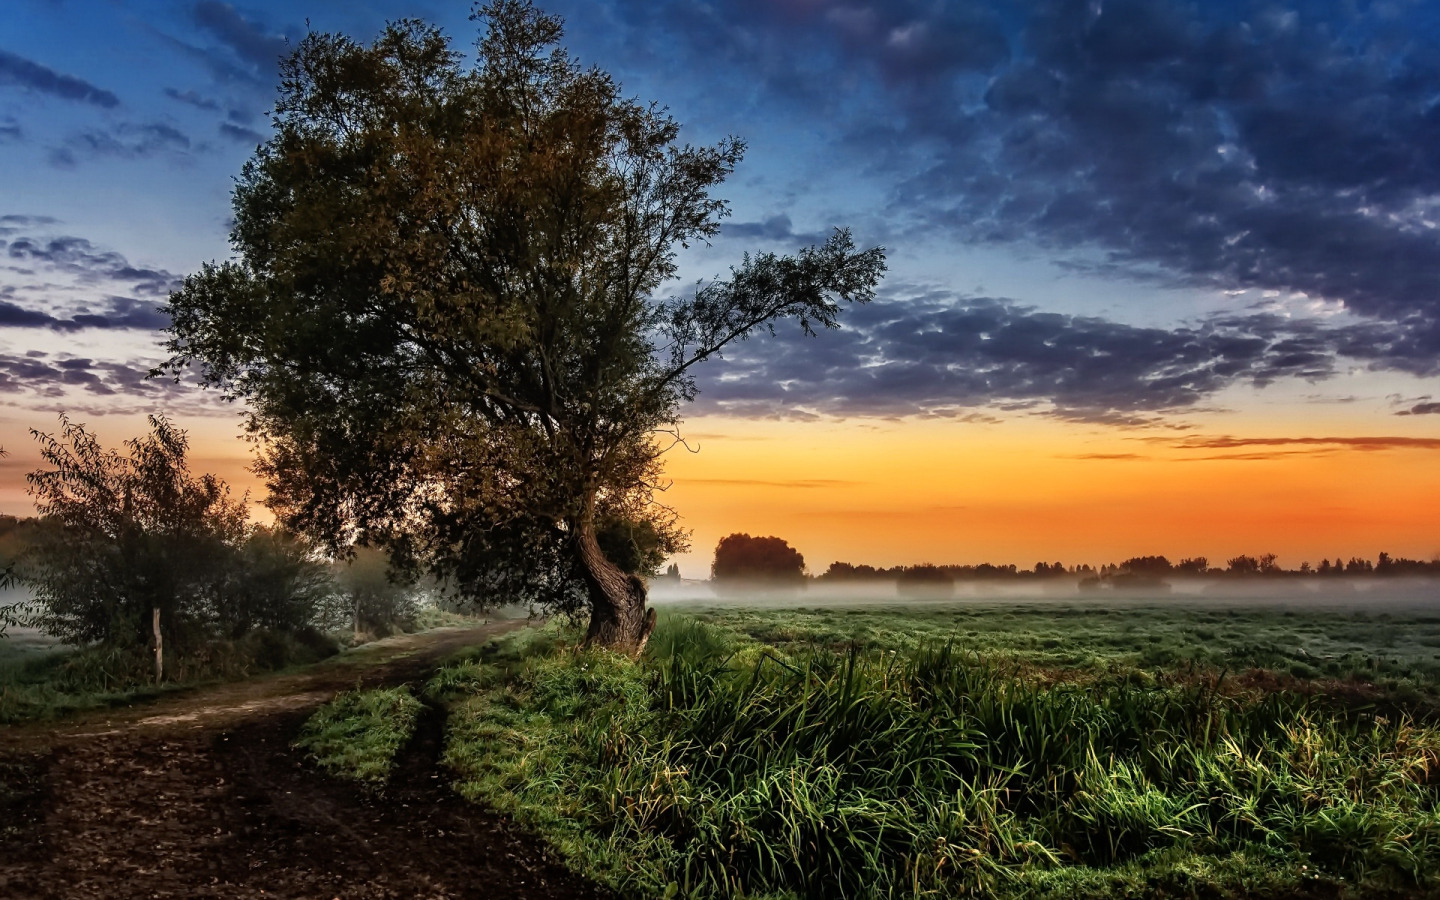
21 415 250 649
160 2 884 653
1120 556 1173 576
1175 557 1208 575
1226 555 1260 576
820 561 885 580
712 534 806 583
897 564 955 596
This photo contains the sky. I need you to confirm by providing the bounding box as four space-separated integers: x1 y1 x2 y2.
2 0 1439 576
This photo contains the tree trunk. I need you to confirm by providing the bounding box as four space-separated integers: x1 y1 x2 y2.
574 516 655 655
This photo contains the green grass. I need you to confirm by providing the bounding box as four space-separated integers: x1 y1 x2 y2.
0 627 342 724
294 685 425 785
433 604 1440 899
683 600 1440 709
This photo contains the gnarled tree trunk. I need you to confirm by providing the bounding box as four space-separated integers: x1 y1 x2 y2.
574 516 655 655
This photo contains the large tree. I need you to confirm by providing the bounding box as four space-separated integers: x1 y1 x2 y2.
161 1 885 653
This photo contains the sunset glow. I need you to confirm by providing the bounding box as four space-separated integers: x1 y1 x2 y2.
2 0 1438 578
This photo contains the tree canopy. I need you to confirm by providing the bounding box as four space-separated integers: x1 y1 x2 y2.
161 1 886 651
712 534 807 584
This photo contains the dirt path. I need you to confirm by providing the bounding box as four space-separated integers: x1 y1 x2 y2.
0 624 612 900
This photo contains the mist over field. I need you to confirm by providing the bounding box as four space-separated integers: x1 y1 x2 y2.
648 576 1440 611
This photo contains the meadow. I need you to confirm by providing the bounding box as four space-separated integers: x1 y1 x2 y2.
324 594 1440 900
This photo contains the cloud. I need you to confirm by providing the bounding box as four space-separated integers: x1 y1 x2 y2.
1398 401 1440 416
0 117 19 143
192 1 289 72
722 213 832 246
1165 435 1440 452
594 0 1440 375
0 296 167 332
163 87 220 111
0 215 57 237
687 286 1357 422
4 232 181 295
0 351 228 417
51 121 196 164
1059 453 1148 461
0 48 120 107
218 121 264 144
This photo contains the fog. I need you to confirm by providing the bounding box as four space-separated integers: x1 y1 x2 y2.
646 577 1440 613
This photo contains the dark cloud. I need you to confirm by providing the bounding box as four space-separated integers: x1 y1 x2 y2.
1398 401 1440 416
192 1 289 72
0 301 61 329
590 0 1440 377
1166 435 1440 452
688 287 1361 423
1060 453 1147 461
0 48 119 107
53 121 195 163
0 296 167 332
0 351 227 416
218 121 264 144
0 215 57 237
721 213 832 245
4 234 181 296
163 87 220 111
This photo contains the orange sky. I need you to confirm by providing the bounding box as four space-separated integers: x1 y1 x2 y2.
659 413 1440 577
7 396 1435 580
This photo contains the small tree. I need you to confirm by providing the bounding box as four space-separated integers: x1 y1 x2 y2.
712 534 806 583
218 526 334 638
334 547 419 638
161 1 885 653
22 415 250 650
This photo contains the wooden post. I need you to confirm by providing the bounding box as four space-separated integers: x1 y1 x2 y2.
152 607 163 684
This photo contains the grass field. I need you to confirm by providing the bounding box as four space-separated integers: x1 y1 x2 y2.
426 595 1440 899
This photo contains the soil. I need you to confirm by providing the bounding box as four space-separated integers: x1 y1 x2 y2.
0 623 613 900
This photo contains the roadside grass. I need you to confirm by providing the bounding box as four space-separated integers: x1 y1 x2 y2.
294 685 425 785
433 606 1440 899
0 628 342 725
0 606 500 726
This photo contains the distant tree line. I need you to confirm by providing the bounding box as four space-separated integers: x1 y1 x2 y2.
703 534 1440 589
814 553 1440 582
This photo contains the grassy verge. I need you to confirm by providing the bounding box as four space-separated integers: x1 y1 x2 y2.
433 610 1440 899
0 627 341 724
294 685 425 785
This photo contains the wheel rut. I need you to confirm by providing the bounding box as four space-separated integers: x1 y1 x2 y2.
0 623 612 900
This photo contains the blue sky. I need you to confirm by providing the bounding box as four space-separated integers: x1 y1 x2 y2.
3 0 1440 561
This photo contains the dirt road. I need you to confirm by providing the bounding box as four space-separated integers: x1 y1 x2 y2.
0 623 611 900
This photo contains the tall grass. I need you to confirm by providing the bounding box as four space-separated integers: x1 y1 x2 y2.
439 615 1440 899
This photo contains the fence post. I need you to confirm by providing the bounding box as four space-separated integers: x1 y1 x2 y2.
152 607 163 684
